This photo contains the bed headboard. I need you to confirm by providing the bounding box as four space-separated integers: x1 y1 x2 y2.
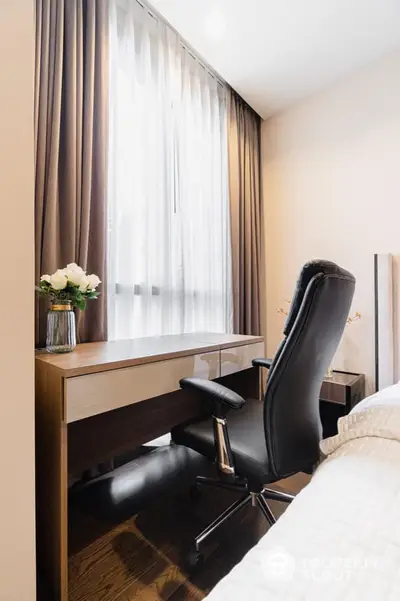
374 253 395 391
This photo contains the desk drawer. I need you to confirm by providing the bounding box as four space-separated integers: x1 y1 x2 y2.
220 342 265 377
65 351 219 423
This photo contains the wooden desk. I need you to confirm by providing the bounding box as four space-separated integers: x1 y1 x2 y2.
35 333 264 601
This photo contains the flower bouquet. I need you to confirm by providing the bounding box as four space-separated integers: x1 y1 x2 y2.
36 263 101 353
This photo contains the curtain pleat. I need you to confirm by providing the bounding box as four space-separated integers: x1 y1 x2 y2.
228 90 263 335
34 0 108 346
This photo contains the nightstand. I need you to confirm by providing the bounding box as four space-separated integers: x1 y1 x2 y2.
319 370 366 437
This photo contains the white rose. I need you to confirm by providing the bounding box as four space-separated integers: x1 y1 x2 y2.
50 269 68 290
40 274 51 283
78 275 89 292
66 262 84 273
66 266 86 287
87 274 101 290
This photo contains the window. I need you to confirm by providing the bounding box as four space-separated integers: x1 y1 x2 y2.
108 0 232 339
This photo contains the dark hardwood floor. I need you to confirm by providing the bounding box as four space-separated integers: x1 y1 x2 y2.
38 473 309 601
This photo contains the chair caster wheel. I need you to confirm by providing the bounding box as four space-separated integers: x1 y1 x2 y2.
189 484 202 502
185 548 204 573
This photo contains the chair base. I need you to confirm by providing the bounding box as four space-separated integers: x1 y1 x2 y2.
193 476 295 552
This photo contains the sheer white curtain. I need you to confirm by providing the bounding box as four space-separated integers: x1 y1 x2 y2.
108 0 232 340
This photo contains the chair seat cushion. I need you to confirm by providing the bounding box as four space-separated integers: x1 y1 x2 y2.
171 399 271 484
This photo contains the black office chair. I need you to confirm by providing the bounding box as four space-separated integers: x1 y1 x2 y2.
171 260 355 564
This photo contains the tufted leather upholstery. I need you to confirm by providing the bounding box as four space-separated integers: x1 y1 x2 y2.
172 260 355 486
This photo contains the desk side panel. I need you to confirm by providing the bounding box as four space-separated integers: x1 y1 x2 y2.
36 361 68 601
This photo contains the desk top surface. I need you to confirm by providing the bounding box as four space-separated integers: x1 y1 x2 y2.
35 333 264 377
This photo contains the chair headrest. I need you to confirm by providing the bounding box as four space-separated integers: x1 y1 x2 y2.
283 260 355 336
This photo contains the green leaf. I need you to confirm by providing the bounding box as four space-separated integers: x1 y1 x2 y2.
76 297 86 311
35 278 99 308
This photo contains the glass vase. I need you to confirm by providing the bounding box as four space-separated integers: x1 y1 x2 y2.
46 302 76 353
325 365 334 379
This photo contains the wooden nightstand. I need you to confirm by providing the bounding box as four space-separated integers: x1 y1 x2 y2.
319 370 366 437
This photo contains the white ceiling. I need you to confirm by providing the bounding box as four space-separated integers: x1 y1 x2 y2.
150 0 400 118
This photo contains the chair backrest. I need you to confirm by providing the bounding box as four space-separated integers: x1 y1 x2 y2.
264 260 355 479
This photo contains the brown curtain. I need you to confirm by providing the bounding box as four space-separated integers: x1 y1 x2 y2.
228 90 263 336
34 0 108 346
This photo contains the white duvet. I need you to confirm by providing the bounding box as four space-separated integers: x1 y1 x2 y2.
206 383 400 601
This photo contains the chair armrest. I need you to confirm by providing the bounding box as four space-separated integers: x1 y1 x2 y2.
179 377 245 410
252 358 273 369
180 377 243 479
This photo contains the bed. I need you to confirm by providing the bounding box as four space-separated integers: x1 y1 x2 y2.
205 384 400 600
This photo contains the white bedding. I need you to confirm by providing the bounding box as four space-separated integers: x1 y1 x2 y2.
205 383 400 601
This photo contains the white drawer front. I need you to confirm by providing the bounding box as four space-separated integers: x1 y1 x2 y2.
220 342 265 378
65 350 219 423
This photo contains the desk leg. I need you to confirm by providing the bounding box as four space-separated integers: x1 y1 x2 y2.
36 364 68 601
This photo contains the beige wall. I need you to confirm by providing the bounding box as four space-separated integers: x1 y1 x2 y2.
262 50 400 392
0 2 36 600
